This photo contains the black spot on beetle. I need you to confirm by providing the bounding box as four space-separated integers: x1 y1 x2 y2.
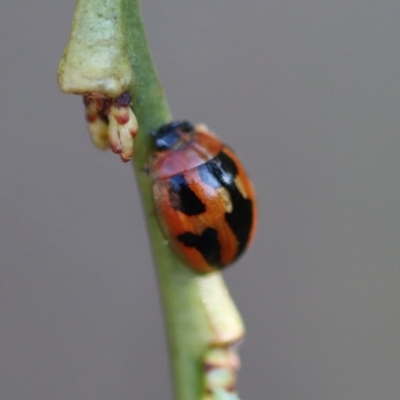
225 192 253 259
177 228 222 267
198 163 221 189
201 151 254 260
169 174 206 215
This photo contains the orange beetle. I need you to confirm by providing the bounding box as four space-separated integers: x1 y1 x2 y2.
149 121 257 273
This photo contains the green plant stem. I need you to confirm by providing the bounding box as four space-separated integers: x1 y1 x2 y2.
58 1 244 399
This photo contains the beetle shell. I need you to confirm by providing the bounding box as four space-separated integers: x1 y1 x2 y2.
149 121 257 273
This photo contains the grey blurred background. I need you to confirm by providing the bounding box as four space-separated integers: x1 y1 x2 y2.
1 1 400 399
